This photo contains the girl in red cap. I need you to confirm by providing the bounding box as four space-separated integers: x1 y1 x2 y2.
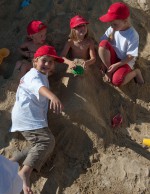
98 2 144 86
10 45 64 194
61 15 96 71
14 20 48 78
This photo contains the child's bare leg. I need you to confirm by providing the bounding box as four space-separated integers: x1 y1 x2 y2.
15 60 32 77
98 47 112 82
15 60 22 71
18 165 33 194
134 69 144 84
98 47 111 69
121 69 144 86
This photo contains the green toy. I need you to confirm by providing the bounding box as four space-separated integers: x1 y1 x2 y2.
72 65 84 75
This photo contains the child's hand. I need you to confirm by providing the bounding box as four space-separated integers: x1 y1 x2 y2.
50 96 64 114
23 51 30 58
69 61 76 69
108 63 118 73
39 86 64 114
81 61 87 69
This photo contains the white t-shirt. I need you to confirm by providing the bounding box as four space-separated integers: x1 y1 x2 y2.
10 68 49 132
0 155 23 194
100 26 139 69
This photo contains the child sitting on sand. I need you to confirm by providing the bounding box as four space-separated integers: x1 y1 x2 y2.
61 15 96 71
98 2 144 86
15 20 47 77
10 45 64 194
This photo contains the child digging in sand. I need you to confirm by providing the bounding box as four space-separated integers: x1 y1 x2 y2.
98 2 144 86
61 15 96 71
10 45 64 194
14 20 47 77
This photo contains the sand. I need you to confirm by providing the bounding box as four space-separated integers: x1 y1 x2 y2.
0 0 150 193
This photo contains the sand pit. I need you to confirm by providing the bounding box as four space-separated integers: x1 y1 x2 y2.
0 0 149 193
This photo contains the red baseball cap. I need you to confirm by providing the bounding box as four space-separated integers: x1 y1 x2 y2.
34 45 64 63
70 15 89 29
99 2 130 22
27 20 47 35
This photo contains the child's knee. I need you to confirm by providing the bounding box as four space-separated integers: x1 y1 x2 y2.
43 132 55 153
15 61 22 69
47 133 55 150
99 40 112 54
99 40 109 47
112 73 123 86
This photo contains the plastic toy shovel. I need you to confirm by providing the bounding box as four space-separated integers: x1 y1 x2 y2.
0 48 10 65
112 114 123 128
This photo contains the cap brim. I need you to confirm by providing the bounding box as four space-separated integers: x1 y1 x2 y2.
72 21 89 28
48 54 64 63
99 14 116 22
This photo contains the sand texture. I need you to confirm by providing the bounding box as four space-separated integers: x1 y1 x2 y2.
0 0 150 193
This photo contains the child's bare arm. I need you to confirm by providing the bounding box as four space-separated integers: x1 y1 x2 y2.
118 55 134 66
108 55 134 73
39 86 63 114
61 40 76 69
82 40 96 68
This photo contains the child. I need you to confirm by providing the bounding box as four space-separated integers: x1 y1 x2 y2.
98 2 144 86
61 15 96 70
10 45 64 194
15 20 47 77
0 155 23 194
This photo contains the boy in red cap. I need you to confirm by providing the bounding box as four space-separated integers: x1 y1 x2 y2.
98 2 144 86
10 45 64 194
61 15 96 70
14 20 47 78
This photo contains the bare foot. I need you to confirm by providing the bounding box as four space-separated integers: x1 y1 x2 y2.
18 165 33 194
103 74 110 82
135 69 144 84
100 68 105 76
102 71 112 83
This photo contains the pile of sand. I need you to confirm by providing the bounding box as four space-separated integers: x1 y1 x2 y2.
0 0 149 193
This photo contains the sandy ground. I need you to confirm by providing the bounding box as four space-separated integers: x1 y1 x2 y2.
0 0 150 193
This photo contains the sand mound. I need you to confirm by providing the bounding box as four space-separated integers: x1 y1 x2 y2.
0 0 150 193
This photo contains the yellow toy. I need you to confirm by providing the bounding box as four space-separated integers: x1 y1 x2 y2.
0 48 10 65
143 138 150 146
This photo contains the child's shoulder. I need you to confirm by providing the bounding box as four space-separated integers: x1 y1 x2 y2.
129 27 139 36
122 27 139 40
65 38 74 47
67 38 73 44
85 37 95 46
20 38 33 47
24 68 43 81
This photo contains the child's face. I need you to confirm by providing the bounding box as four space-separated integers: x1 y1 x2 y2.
34 56 55 75
31 29 47 44
74 24 87 39
110 19 129 31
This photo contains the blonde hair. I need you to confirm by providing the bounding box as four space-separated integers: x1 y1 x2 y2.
32 57 39 68
32 56 56 68
69 27 89 41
